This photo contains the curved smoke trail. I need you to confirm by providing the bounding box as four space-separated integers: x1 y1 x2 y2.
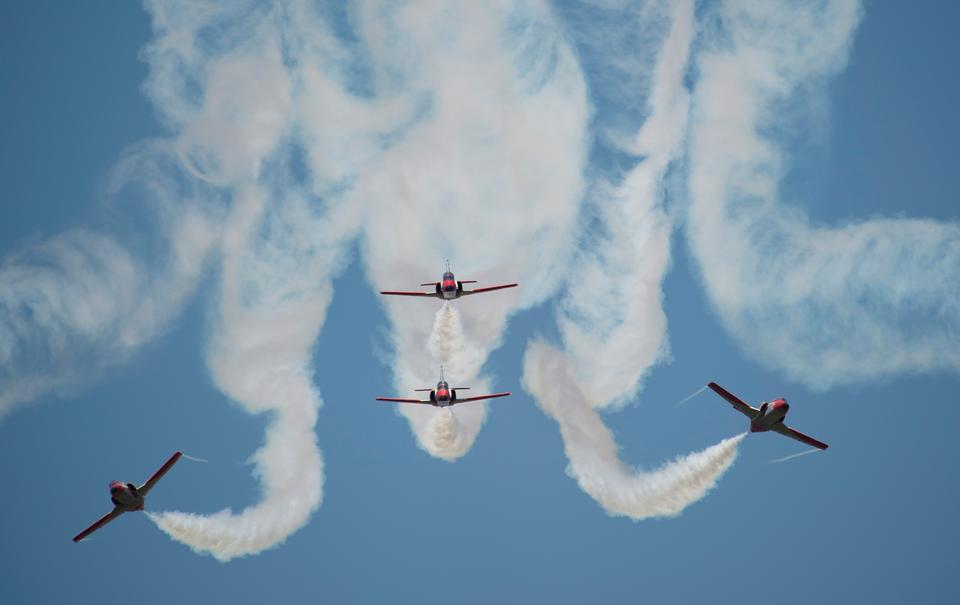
524 342 744 519
518 0 744 518
686 0 960 388
141 3 368 559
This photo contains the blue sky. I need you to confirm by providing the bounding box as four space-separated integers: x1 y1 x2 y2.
1 1 958 603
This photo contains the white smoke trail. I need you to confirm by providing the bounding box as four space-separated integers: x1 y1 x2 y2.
769 448 822 464
142 2 367 559
672 385 708 408
426 304 486 378
518 0 743 518
0 142 219 416
384 304 490 461
686 0 960 388
360 0 590 459
555 0 693 409
524 342 744 518
417 303 489 460
149 184 353 561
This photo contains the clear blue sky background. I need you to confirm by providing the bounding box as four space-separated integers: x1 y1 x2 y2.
1 1 958 603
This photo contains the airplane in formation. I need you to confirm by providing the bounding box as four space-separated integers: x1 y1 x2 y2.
72 451 183 543
376 367 511 408
708 382 829 450
380 261 517 301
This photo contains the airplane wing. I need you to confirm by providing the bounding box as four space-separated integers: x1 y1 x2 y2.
452 392 511 404
771 423 829 450
137 451 183 497
707 382 758 419
376 397 431 405
460 283 518 296
380 290 438 298
72 507 124 543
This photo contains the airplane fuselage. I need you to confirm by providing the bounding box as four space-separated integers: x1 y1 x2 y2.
749 398 789 432
439 272 460 300
430 380 456 406
109 481 145 512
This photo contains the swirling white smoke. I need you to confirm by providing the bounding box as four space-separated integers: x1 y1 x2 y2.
3 0 957 559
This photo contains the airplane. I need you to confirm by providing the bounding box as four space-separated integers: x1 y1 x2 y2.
376 368 511 408
72 451 182 543
707 382 829 450
380 261 517 301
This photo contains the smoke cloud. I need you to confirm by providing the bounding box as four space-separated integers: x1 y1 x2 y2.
0 142 219 417
686 0 960 388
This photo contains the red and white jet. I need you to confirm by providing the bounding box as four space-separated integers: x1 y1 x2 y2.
376 369 510 408
380 262 517 301
708 382 829 450
72 451 182 543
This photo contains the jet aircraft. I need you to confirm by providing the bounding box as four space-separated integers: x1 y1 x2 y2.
380 262 517 301
376 368 510 408
72 451 183 542
708 382 829 450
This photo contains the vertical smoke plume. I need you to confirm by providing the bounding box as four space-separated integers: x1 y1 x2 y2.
419 304 488 459
384 303 490 461
360 0 589 459
686 0 960 388
555 0 692 408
